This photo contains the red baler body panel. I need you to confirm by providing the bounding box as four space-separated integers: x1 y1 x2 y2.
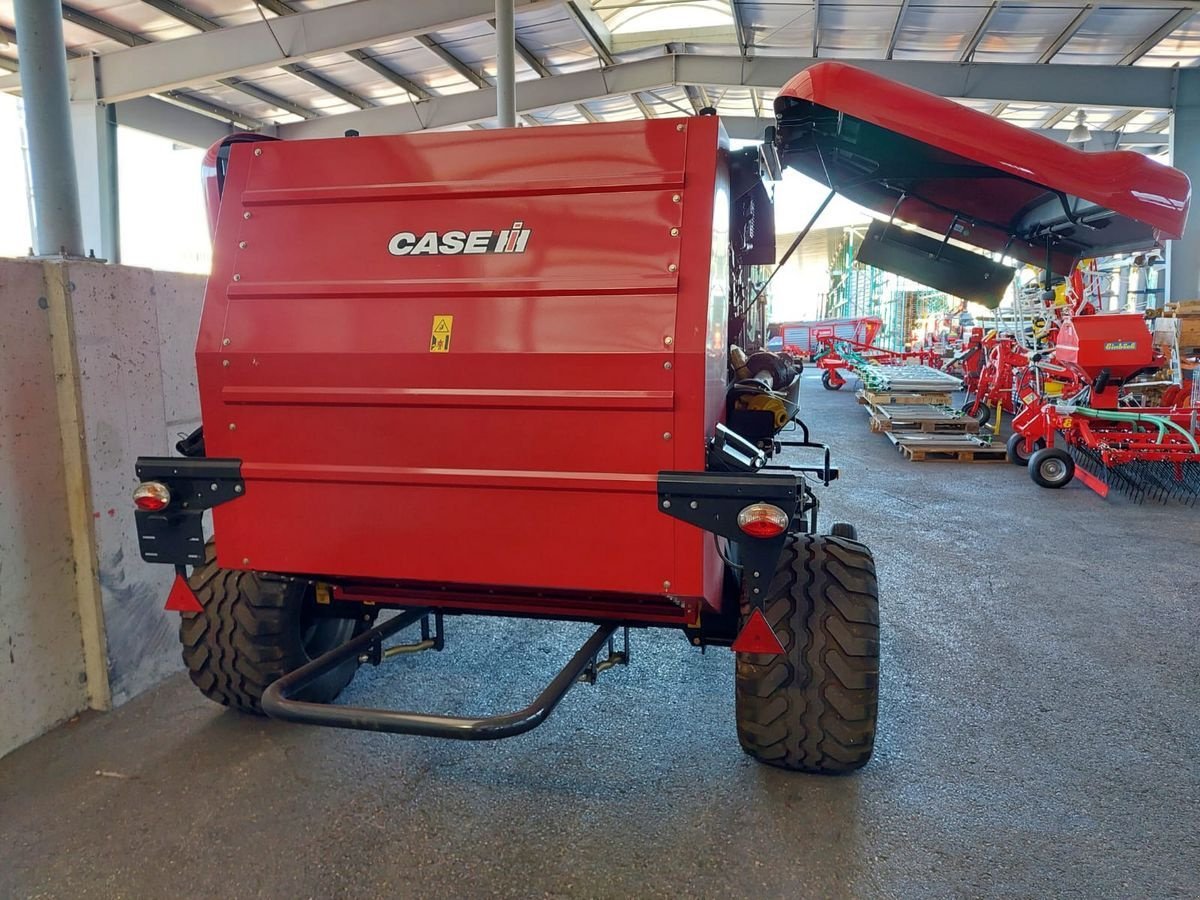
197 119 729 608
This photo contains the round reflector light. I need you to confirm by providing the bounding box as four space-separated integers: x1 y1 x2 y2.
737 503 789 538
133 481 171 512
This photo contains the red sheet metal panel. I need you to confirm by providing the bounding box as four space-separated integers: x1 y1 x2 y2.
776 62 1190 269
197 119 728 605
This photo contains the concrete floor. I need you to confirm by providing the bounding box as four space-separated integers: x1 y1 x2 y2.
2 371 1197 899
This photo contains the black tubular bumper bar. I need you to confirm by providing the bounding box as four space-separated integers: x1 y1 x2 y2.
261 610 617 741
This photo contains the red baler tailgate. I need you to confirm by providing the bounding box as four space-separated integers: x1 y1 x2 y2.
197 119 724 599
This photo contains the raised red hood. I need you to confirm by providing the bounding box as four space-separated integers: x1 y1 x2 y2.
774 62 1190 272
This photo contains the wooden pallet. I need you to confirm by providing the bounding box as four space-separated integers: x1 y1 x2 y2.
886 432 1007 462
858 389 953 407
868 403 980 434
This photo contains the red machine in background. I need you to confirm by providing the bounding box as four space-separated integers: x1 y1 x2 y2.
1009 314 1200 502
767 315 881 359
812 335 943 391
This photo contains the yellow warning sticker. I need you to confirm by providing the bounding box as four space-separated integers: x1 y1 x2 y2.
430 314 454 352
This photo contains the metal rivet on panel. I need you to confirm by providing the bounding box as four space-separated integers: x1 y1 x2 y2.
676 123 685 132
234 485 243 494
662 500 671 509
670 227 679 236
663 581 671 590
663 432 672 441
668 264 677 273
664 361 672 370
672 194 681 203
222 338 231 346
251 358 259 366
228 423 237 431
238 241 247 249
233 273 241 281
242 558 250 565
222 359 230 367
689 501 698 509
243 211 251 219
254 147 263 156
664 336 673 346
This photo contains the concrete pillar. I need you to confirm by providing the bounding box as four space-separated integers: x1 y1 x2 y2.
495 0 516 127
1169 68 1200 301
13 0 84 257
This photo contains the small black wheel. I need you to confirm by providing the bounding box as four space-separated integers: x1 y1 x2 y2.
830 522 858 540
180 543 370 713
1005 432 1045 467
1029 446 1075 489
962 398 990 426
821 371 842 391
735 534 879 774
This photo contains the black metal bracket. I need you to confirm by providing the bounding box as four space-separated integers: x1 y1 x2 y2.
134 456 244 566
261 610 618 740
657 470 801 604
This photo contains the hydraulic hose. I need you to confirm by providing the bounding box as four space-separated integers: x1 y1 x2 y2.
1065 405 1200 453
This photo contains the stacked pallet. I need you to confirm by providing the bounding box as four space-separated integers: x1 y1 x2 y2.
853 364 1006 462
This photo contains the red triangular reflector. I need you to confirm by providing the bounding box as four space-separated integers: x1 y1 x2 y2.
164 573 203 613
731 608 785 655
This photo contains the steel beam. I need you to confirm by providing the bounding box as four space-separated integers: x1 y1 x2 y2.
62 3 148 45
1119 8 1195 65
1038 4 1094 63
961 1 1002 63
886 0 912 60
0 0 555 101
416 35 487 88
135 0 376 110
732 0 750 58
14 0 84 256
276 54 1181 139
564 0 615 66
811 0 820 59
247 0 435 100
1169 68 1200 299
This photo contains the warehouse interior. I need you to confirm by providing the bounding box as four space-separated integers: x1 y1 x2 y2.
0 2 1198 897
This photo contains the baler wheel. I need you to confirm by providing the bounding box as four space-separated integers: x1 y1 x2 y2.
1029 447 1075 489
179 543 369 714
1005 432 1045 467
735 534 879 774
820 371 842 391
829 522 858 540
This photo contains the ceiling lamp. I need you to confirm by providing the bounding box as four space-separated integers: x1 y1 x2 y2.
1066 110 1093 145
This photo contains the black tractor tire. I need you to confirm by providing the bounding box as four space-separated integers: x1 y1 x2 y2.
735 534 879 774
962 398 991 426
180 543 368 714
829 522 858 540
1029 446 1075 489
821 371 842 391
1005 432 1045 467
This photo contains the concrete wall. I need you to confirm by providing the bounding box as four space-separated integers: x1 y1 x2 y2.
0 257 206 755
0 259 88 757
68 261 205 704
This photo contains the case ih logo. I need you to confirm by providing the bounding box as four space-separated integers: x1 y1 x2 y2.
388 222 531 256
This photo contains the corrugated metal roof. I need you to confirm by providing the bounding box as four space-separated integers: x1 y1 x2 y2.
0 0 1193 146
